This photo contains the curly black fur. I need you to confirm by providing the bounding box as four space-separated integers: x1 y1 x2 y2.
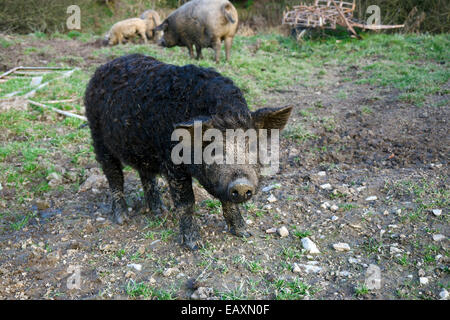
84 54 292 250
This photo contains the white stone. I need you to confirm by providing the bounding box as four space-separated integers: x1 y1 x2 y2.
390 246 403 254
301 237 320 254
317 171 326 177
333 243 351 252
348 257 360 264
262 183 281 192
265 227 277 234
96 217 106 222
163 267 179 277
277 226 289 238
321 202 331 209
432 209 442 216
365 196 377 201
267 194 277 203
292 262 322 274
419 277 429 285
320 183 332 190
330 204 339 212
331 216 339 221
432 234 445 242
339 271 351 277
439 289 449 300
127 264 142 272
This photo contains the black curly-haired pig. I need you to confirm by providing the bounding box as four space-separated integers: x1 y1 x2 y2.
84 54 292 250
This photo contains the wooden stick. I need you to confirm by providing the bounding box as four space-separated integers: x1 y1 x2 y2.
331 0 360 38
352 22 405 30
0 66 22 79
17 66 73 71
42 98 79 104
27 99 87 121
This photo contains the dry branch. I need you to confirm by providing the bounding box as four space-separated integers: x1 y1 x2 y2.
27 99 87 121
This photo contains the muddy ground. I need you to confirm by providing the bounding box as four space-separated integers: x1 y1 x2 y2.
0 36 448 300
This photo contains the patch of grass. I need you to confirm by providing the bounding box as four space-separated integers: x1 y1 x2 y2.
339 203 358 211
246 260 264 274
274 278 313 300
354 284 370 297
281 246 303 260
362 237 382 256
293 229 311 239
218 284 247 300
283 124 317 143
115 248 126 259
203 199 222 214
10 213 33 231
126 280 175 300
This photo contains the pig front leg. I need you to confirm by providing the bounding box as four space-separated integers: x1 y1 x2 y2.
167 173 202 250
222 202 252 238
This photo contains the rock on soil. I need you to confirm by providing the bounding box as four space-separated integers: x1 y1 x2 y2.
191 287 215 300
277 226 289 238
333 243 351 252
301 237 320 254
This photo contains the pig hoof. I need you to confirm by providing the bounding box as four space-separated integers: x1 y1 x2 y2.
112 209 129 225
180 233 203 251
183 241 201 251
152 204 169 217
230 228 252 238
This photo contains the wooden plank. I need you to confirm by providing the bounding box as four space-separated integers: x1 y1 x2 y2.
0 66 22 79
351 22 405 30
27 99 87 121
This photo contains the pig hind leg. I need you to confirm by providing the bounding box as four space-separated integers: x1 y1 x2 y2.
138 170 168 217
213 38 221 63
195 45 203 60
93 138 129 225
186 43 195 59
225 37 233 61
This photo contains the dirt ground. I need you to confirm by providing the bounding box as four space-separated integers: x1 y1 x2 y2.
0 36 448 300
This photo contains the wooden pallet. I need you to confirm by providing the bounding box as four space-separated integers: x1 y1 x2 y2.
283 0 404 38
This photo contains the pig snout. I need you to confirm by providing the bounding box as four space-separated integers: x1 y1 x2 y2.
158 38 166 47
228 178 255 203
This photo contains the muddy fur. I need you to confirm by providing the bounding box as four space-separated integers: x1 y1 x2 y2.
140 9 162 41
155 0 239 63
106 18 148 45
84 54 292 250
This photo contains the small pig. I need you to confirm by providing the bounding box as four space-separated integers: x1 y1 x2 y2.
155 0 239 63
84 54 292 250
106 18 148 45
140 9 163 41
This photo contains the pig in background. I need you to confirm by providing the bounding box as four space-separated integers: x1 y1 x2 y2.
104 18 148 45
84 54 292 250
140 9 163 42
155 0 239 63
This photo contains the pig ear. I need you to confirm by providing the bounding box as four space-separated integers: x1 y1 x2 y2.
252 105 293 130
155 20 168 32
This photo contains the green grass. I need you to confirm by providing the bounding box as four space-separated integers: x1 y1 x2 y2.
274 278 314 300
126 280 175 300
355 284 370 297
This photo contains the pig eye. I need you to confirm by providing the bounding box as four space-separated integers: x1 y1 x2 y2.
232 190 239 198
